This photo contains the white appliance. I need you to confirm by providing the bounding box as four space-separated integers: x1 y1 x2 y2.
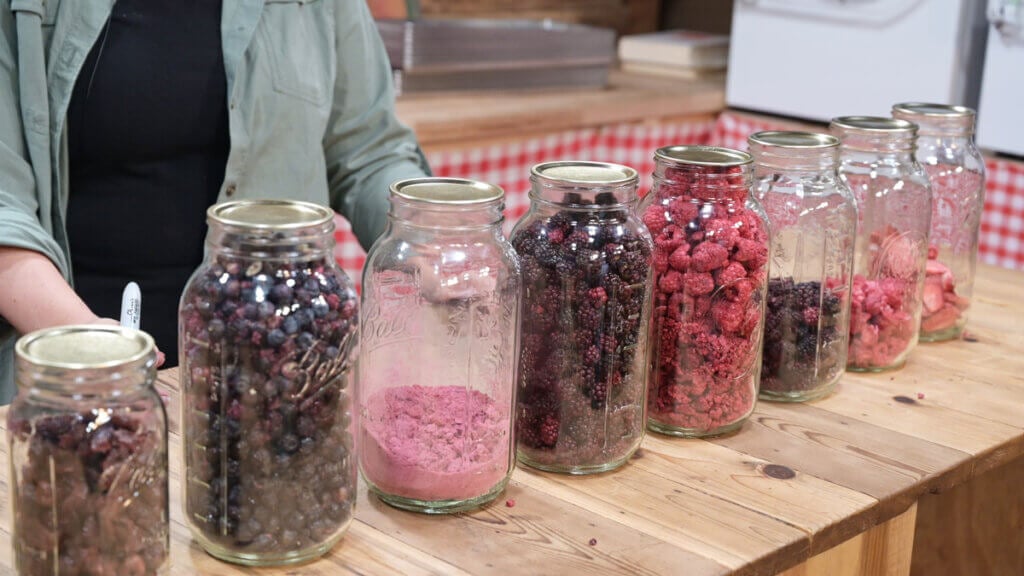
978 0 1024 157
726 0 989 123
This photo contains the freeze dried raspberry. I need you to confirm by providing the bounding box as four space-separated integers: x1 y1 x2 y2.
691 241 729 272
642 208 669 236
682 271 714 296
654 225 686 253
659 270 684 293
705 218 740 249
711 299 746 334
668 245 691 271
667 198 699 224
716 262 747 286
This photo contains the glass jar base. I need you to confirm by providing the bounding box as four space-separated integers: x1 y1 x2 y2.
919 325 964 343
760 382 838 403
846 360 907 373
368 478 509 514
190 519 350 567
516 450 634 475
646 418 746 439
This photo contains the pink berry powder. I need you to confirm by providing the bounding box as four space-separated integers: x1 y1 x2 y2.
361 386 511 502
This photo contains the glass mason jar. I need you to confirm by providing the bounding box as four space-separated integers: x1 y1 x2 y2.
358 178 520 513
831 117 933 372
892 103 986 342
749 132 857 402
178 200 358 565
8 326 168 575
640 146 769 437
512 161 652 474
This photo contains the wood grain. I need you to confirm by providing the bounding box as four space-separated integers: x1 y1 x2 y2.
0 263 1021 575
394 70 726 149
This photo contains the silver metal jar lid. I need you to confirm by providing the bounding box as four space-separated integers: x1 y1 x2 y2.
16 325 155 370
208 200 333 230
391 177 504 204
531 161 638 187
655 145 752 167
829 116 917 134
892 102 976 119
748 131 839 149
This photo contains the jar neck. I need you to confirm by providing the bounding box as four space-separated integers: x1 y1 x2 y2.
207 220 335 261
749 142 838 173
389 195 504 232
652 160 753 200
835 130 915 155
530 179 638 211
896 114 975 138
17 358 157 401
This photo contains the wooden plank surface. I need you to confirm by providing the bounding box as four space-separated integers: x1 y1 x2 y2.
0 264 1021 575
394 69 726 149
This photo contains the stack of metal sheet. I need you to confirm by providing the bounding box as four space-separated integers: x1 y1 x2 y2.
375 19 617 93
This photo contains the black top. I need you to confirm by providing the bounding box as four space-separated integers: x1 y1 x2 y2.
67 0 229 366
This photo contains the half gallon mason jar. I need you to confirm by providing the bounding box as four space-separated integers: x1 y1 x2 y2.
832 117 932 372
640 146 769 437
9 326 168 575
892 103 986 341
513 161 652 473
749 132 856 402
179 200 358 565
359 178 520 513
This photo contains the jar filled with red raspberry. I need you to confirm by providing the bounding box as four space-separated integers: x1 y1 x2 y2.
831 117 933 372
8 326 168 576
359 178 520 513
640 146 769 438
749 132 857 402
892 103 985 342
512 161 653 474
179 200 358 565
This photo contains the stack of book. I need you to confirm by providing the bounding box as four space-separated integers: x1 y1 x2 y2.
376 19 617 94
617 29 729 80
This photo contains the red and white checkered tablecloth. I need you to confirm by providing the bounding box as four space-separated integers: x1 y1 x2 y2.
335 110 1024 287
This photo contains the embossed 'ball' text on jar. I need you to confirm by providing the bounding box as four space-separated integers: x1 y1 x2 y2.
358 178 521 513
179 200 358 566
8 326 169 576
512 161 653 474
831 117 933 372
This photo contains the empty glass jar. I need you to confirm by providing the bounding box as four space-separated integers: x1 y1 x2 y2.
179 200 358 565
892 103 986 342
8 326 168 576
513 161 652 473
749 132 856 402
832 117 932 372
640 146 769 437
359 178 520 513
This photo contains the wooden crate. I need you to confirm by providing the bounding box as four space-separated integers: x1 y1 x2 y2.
417 0 661 35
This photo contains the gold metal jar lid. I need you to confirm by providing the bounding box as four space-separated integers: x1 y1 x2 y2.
655 145 752 167
391 177 504 204
748 131 839 149
16 325 155 370
208 200 333 230
892 102 976 119
829 116 917 134
531 161 638 187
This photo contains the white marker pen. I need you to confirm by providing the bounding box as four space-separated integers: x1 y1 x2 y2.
120 281 142 329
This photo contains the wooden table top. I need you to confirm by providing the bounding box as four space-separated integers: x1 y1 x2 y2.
1 263 1021 575
395 69 727 149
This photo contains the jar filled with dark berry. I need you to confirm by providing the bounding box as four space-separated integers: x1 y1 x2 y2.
749 132 856 402
832 117 932 372
892 103 985 342
512 161 652 474
8 326 168 576
359 178 520 513
640 146 769 438
179 200 358 565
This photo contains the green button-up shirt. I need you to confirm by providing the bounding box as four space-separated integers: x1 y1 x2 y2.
0 0 430 401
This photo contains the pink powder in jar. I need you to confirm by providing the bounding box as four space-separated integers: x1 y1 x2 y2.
362 386 510 502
